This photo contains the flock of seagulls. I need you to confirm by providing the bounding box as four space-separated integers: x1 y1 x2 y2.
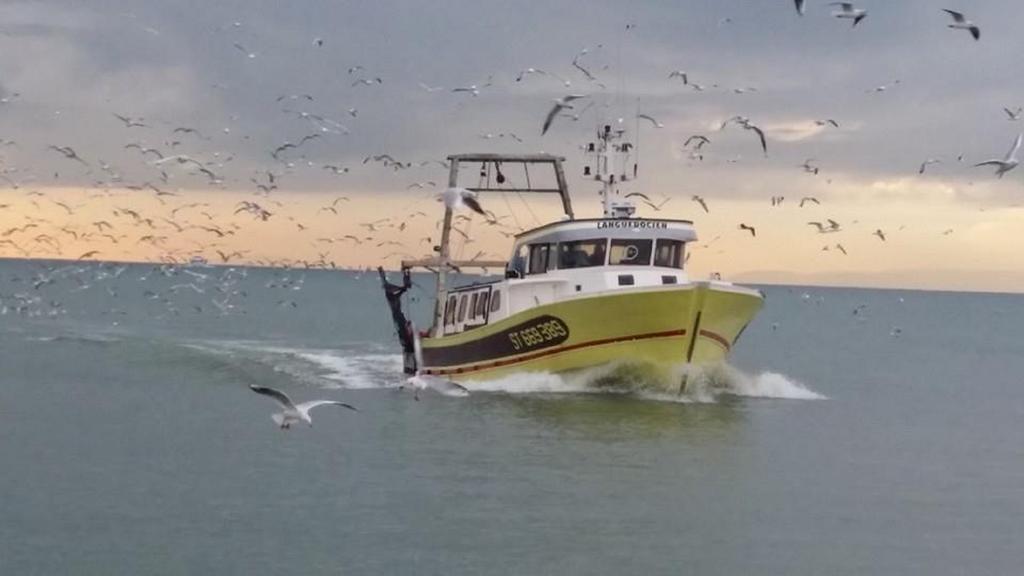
0 3 1015 283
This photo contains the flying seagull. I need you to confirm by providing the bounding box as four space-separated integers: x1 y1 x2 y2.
795 0 806 16
249 385 356 430
403 375 469 401
723 117 768 157
830 2 867 27
541 94 586 135
738 223 756 237
974 133 1022 178
919 158 942 174
668 70 688 84
942 9 980 41
692 195 709 213
1004 107 1022 121
442 187 487 216
636 113 664 128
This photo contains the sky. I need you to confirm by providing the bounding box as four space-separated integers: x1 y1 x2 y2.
0 0 1022 292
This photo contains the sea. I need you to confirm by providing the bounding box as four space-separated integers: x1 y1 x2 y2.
1 258 1022 575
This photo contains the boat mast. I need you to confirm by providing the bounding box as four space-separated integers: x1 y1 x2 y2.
432 162 459 332
587 123 637 219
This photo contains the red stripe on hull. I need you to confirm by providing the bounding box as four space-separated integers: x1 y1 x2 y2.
699 329 732 351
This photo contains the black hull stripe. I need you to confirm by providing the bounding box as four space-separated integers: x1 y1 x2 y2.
422 329 688 376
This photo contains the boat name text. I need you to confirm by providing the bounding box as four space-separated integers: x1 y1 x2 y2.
597 220 668 230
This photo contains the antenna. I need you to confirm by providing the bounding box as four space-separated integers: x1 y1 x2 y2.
585 122 636 219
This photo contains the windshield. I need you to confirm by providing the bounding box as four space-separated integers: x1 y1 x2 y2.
558 239 607 269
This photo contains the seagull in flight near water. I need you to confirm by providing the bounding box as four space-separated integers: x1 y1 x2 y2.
249 385 356 429
974 133 1022 178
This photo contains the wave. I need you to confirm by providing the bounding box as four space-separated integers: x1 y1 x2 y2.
462 362 825 403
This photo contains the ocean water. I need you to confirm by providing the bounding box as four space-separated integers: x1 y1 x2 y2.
1 259 1023 575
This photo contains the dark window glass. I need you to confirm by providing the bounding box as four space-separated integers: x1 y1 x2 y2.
558 239 607 269
476 292 489 316
609 239 653 265
528 244 552 275
445 296 457 325
618 274 635 286
509 245 528 277
469 293 478 318
662 275 678 285
654 240 685 269
490 290 501 313
457 294 468 322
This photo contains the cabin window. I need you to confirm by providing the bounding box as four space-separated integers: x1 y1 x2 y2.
476 292 489 317
444 295 457 325
609 239 653 266
654 240 685 269
490 290 501 313
470 293 479 318
662 275 678 285
508 245 528 278
528 243 553 275
558 239 607 269
618 274 635 286
457 294 468 322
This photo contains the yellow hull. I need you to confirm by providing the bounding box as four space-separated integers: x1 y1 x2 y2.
420 283 763 383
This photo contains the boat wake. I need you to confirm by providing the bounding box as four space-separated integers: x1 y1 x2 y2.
473 362 825 403
290 349 824 403
177 340 824 403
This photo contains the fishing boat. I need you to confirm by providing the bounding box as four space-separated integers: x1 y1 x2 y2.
379 124 763 384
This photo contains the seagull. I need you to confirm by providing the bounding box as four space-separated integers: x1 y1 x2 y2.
814 119 840 128
799 196 820 207
974 133 1022 178
232 42 256 58
919 158 942 174
807 221 838 233
636 113 664 128
721 116 767 156
835 243 848 255
830 2 867 27
515 67 547 82
873 229 887 241
403 375 469 401
692 195 709 213
668 70 688 84
795 0 806 15
942 9 980 41
249 385 356 429
442 187 487 216
113 113 146 128
1003 107 1022 121
47 145 88 165
738 223 756 237
684 135 710 149
541 94 586 135
801 159 820 175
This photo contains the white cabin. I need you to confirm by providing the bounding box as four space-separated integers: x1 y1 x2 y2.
437 217 696 337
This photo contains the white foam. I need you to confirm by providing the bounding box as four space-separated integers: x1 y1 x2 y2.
296 352 403 389
182 337 825 403
466 362 826 403
726 370 826 400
